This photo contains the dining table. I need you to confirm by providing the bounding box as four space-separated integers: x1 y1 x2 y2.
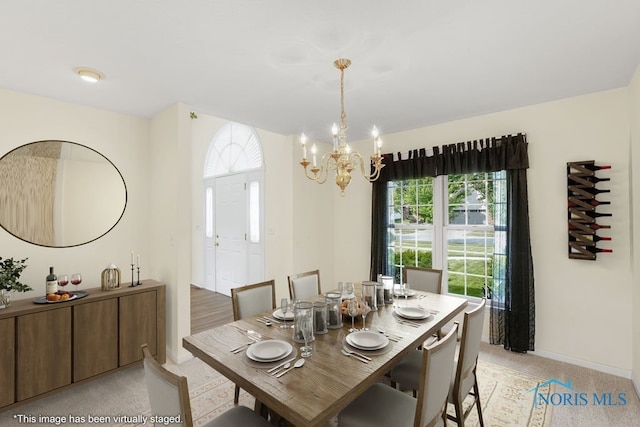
182 290 467 427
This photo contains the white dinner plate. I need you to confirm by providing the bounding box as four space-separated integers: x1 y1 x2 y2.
396 306 431 320
272 309 294 320
393 289 417 297
246 340 293 362
346 331 389 350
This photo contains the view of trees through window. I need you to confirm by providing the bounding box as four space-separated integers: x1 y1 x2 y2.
387 171 506 298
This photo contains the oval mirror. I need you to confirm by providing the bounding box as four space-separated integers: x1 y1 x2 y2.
0 140 127 247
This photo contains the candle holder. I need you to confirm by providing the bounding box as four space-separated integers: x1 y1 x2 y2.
129 264 141 287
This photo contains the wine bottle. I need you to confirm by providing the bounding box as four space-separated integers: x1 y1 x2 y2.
569 223 611 230
569 188 611 195
46 266 57 295
587 247 613 253
584 164 612 171
568 199 611 207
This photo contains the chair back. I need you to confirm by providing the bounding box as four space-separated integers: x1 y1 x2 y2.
142 344 193 427
414 323 459 427
231 280 276 320
404 266 442 294
453 298 486 400
288 269 321 301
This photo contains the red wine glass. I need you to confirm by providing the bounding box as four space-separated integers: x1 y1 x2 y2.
58 274 69 289
71 273 82 290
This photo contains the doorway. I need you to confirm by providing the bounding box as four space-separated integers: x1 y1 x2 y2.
203 123 264 296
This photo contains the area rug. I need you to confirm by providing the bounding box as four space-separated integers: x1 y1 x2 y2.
182 359 553 427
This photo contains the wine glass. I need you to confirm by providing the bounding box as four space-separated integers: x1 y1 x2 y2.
393 283 403 308
347 299 359 333
280 298 290 329
58 274 69 289
71 273 82 291
343 282 354 299
403 282 411 306
360 299 371 331
300 317 313 358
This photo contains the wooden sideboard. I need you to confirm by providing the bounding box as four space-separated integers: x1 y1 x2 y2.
0 280 165 410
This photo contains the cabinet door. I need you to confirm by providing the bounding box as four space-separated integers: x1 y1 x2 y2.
74 299 118 381
17 308 72 401
119 291 157 366
0 317 15 407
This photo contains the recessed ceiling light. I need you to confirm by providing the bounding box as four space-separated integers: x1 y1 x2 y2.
73 67 105 83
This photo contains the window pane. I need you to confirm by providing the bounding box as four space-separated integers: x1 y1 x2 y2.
249 181 259 243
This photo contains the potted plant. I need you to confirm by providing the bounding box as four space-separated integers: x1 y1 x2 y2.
0 257 32 308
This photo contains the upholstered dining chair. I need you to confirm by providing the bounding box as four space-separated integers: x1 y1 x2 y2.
448 298 486 427
287 269 321 301
338 323 459 427
230 280 276 404
141 344 271 427
389 298 486 418
403 266 443 294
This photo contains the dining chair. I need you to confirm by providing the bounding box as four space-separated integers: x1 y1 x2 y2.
389 298 486 410
141 344 271 427
448 298 486 427
287 269 321 301
338 323 459 427
230 280 276 404
403 266 442 294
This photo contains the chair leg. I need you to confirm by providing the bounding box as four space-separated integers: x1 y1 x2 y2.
454 399 464 427
234 384 240 405
473 380 484 427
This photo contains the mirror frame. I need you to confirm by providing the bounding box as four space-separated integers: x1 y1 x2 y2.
0 140 128 248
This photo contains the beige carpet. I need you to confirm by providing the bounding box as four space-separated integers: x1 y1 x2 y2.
178 359 553 427
0 357 552 427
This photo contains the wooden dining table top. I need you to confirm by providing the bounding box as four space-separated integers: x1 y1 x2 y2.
182 291 467 427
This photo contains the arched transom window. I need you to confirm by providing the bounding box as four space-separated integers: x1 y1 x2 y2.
204 122 263 177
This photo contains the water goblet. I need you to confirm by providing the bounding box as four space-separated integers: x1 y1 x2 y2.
393 283 403 308
347 299 359 333
71 273 82 290
280 298 290 329
360 300 371 331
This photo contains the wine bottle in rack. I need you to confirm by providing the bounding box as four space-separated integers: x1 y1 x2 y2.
569 188 611 196
46 266 57 295
586 235 612 242
587 247 613 254
568 199 611 207
583 164 612 171
569 223 611 231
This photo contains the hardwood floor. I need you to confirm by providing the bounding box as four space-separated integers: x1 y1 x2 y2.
190 284 234 334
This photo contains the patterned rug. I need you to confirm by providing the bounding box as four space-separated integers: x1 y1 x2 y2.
182 359 553 427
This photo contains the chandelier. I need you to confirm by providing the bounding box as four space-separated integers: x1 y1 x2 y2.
299 58 384 196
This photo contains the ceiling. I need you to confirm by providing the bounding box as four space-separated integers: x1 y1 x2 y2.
2 1 640 143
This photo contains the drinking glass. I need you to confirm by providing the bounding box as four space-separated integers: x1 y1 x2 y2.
347 299 359 333
403 282 411 306
300 317 313 358
360 299 371 331
71 273 82 290
343 282 354 298
280 298 290 329
393 283 403 308
58 274 69 289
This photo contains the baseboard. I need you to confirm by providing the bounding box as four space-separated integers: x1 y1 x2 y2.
166 346 194 365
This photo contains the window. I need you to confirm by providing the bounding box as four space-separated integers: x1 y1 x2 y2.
387 171 506 298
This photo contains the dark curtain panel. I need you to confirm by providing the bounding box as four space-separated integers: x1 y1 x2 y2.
370 133 535 352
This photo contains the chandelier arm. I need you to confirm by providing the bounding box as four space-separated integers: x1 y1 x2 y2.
303 151 336 184
350 152 383 182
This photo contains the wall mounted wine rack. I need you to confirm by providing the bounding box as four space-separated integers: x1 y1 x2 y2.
567 160 612 260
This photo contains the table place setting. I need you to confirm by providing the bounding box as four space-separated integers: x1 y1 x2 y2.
341 330 393 362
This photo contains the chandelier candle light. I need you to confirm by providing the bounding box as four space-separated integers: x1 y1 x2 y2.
300 58 384 196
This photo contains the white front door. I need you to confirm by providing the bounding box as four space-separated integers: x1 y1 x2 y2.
214 174 247 296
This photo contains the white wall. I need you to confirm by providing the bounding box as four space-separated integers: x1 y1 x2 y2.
331 88 634 375
629 65 640 392
0 88 149 298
